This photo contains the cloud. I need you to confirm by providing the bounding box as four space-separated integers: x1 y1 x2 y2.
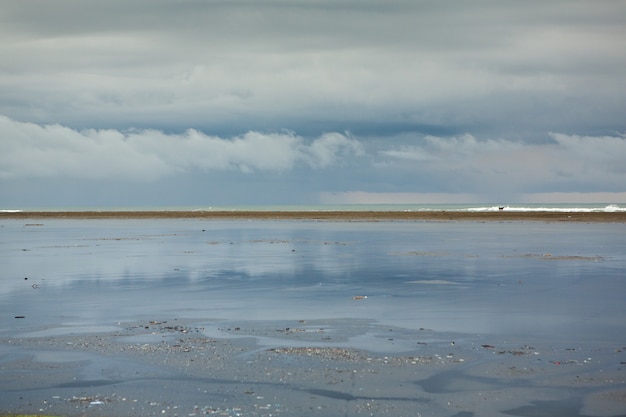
2 112 624 204
1 1 625 137
0 115 363 180
549 133 626 176
376 132 626 195
305 132 364 168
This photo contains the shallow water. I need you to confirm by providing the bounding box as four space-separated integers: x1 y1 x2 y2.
2 219 626 416
1 219 625 342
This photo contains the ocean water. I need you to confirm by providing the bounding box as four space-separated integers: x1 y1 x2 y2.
2 202 625 212
1 218 625 343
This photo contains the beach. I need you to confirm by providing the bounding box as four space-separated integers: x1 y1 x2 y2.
4 317 625 417
1 216 625 416
2 210 626 222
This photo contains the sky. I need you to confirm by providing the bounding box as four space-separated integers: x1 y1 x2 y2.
1 0 626 208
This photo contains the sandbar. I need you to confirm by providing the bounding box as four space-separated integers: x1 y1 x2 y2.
2 210 626 222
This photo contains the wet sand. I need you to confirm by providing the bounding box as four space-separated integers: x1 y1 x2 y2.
2 318 626 417
2 319 626 417
2 210 626 222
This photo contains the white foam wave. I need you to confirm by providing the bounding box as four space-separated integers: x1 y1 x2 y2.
465 204 626 213
0 209 22 213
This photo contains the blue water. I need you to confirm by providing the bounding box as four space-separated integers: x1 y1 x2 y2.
1 219 625 344
2 203 626 212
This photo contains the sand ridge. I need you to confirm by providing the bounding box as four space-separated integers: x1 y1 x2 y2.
2 210 626 222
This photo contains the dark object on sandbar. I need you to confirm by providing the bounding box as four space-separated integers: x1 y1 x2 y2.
499 206 505 211
15 316 26 319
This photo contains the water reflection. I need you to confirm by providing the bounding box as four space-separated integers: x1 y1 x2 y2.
1 219 625 342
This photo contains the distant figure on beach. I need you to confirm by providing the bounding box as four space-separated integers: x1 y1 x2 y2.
499 206 504 211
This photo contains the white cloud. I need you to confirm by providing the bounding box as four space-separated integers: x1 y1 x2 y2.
377 132 626 194
2 113 624 202
549 132 626 175
305 132 364 168
0 116 363 180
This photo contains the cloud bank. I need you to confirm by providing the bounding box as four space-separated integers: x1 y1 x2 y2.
375 133 626 196
2 1 625 138
2 116 624 204
0 116 363 180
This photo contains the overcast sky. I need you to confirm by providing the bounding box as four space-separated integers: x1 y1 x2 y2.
1 0 625 208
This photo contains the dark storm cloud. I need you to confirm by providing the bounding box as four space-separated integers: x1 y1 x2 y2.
2 0 624 134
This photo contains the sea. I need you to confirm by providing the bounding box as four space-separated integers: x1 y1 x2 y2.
1 202 625 212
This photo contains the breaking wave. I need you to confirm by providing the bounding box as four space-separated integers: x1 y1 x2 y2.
465 204 626 213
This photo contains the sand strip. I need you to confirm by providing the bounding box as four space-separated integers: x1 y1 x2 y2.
2 210 626 222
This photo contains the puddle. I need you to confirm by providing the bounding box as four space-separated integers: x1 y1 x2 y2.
18 325 121 338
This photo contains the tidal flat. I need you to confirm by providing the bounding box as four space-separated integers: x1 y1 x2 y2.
1 218 625 416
